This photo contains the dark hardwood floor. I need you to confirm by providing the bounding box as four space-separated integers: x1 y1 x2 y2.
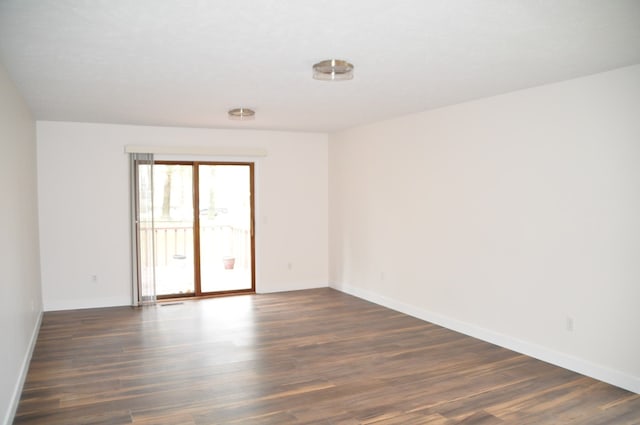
14 288 640 424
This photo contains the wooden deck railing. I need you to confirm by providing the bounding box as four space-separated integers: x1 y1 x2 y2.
139 224 250 270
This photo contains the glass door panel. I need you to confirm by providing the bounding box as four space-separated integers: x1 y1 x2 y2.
198 164 253 293
153 164 195 297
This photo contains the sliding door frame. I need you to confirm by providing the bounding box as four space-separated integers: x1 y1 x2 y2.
154 160 255 299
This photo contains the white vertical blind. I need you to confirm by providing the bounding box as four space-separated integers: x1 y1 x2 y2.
130 153 156 306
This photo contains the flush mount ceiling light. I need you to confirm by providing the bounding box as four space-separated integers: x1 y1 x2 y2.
228 107 255 121
312 59 354 81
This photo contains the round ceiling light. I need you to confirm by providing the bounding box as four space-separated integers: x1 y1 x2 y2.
312 59 354 81
228 107 255 121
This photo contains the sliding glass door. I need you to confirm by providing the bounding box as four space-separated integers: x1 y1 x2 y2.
139 161 254 298
198 164 253 293
153 163 196 297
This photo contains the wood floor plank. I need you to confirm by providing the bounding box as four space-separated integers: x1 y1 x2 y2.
13 288 640 424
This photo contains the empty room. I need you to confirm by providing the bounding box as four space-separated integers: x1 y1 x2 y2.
1 1 639 424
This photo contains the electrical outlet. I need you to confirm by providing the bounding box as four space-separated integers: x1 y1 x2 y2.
566 316 574 332
91 274 98 283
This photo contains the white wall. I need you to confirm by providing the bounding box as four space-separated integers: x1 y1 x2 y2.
0 64 43 424
37 122 329 310
329 65 640 393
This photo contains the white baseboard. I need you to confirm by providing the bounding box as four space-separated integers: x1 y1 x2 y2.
44 296 131 312
331 282 640 395
4 311 42 425
256 282 329 294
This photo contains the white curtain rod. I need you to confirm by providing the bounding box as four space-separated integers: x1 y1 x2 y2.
124 145 268 157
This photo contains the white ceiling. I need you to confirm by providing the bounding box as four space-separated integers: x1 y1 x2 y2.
1 0 639 133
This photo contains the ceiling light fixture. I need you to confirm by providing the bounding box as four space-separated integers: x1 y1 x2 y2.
228 107 255 121
312 59 354 81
